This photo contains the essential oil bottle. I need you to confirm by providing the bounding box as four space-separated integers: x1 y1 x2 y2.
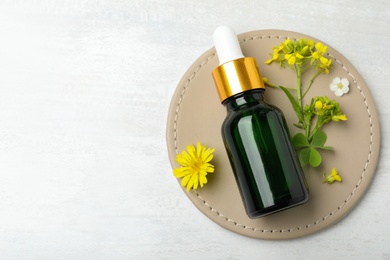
212 26 309 218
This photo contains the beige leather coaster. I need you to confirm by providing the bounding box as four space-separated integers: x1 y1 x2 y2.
166 30 380 240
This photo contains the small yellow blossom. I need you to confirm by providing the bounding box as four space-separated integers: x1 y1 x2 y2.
314 97 333 116
313 96 347 126
265 49 281 64
285 52 304 65
280 39 294 53
315 101 323 110
312 52 320 60
317 56 332 74
323 168 342 184
262 77 276 88
332 114 348 122
173 142 215 191
316 42 328 53
312 42 328 60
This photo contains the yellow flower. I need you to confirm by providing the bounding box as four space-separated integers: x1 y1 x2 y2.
313 96 347 125
314 97 333 115
173 142 215 191
265 49 280 64
285 52 304 65
312 42 328 60
315 101 323 110
332 114 348 122
323 168 342 184
317 56 332 74
262 77 276 88
281 39 294 53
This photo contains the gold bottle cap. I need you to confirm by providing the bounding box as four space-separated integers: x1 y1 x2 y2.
212 57 265 103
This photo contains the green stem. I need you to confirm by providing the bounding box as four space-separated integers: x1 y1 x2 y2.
302 71 321 98
296 65 303 118
308 119 323 142
265 82 296 91
305 122 311 139
301 64 311 74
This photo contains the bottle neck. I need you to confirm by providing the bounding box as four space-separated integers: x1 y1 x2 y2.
223 89 265 111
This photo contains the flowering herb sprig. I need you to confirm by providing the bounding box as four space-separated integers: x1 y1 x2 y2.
265 38 347 168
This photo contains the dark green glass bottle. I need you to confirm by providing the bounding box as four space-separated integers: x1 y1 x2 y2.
212 26 309 218
221 89 309 218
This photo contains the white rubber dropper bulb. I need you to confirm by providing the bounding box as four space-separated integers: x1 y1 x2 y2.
213 26 245 65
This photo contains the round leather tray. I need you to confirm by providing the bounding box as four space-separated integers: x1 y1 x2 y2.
166 29 380 240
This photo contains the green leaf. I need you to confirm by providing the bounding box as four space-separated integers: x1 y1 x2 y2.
292 133 309 148
279 86 304 123
299 147 322 167
293 123 304 129
308 148 322 167
311 130 327 147
299 148 310 165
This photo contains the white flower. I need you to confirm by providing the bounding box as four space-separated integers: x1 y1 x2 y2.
330 77 349 97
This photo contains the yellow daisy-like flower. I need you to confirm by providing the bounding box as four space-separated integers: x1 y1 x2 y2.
323 168 342 184
173 143 215 191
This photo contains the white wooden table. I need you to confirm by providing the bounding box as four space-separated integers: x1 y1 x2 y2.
0 1 389 259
